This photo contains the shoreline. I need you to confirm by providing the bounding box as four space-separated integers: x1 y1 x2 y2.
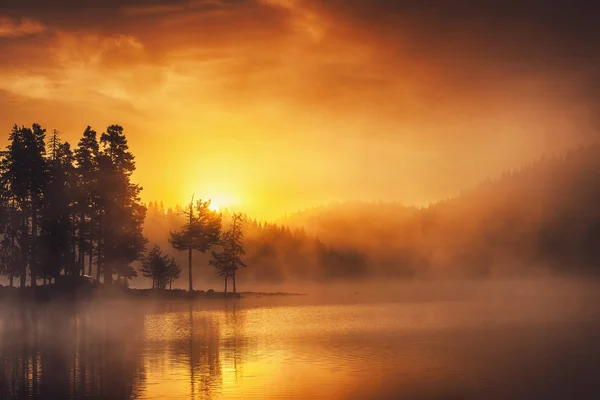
0 285 306 302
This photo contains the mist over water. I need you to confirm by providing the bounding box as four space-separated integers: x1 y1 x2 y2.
2 278 600 400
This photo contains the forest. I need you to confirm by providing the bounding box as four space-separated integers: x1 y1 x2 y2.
0 124 146 288
1 123 600 292
0 123 367 292
145 144 600 286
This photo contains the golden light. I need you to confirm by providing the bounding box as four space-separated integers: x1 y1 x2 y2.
208 201 220 213
205 193 240 214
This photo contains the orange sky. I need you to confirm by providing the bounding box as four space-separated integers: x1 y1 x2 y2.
1 1 599 219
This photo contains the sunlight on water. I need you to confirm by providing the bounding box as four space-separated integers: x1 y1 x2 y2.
2 283 600 400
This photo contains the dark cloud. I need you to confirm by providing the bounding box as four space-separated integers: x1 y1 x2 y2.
0 0 599 212
3 0 597 136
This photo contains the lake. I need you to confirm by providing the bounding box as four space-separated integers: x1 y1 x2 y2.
1 279 600 399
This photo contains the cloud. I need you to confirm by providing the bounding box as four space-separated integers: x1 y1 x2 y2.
120 0 239 15
0 0 599 213
0 16 45 37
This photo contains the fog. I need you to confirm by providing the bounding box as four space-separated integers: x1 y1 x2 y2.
2 277 600 399
137 143 600 291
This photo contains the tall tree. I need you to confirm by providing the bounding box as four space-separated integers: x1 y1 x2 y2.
169 197 221 292
0 124 47 287
40 139 76 281
0 177 18 285
74 126 100 277
0 126 26 286
97 125 146 284
209 249 229 292
210 213 246 294
140 245 181 289
166 256 181 290
24 124 48 288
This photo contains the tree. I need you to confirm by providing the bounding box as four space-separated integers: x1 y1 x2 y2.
210 213 246 294
166 256 181 290
209 249 230 292
40 137 76 281
169 197 221 292
96 125 147 284
140 245 181 289
74 126 99 277
0 124 47 288
0 159 20 286
24 124 48 288
0 180 21 286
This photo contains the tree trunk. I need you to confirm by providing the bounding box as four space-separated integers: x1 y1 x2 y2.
169 279 172 290
31 203 37 289
79 212 85 276
95 243 101 281
20 215 27 288
10 198 15 289
232 273 236 294
224 275 228 293
88 244 93 276
188 245 193 292
79 248 84 276
72 214 77 276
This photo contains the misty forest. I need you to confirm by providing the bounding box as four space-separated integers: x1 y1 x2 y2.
4 1 600 399
1 123 599 295
0 123 248 295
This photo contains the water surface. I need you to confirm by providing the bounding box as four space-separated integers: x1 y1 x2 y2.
2 280 600 399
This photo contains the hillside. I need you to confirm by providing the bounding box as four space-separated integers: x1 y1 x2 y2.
278 143 600 278
142 143 600 286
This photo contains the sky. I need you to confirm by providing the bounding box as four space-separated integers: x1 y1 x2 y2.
0 0 599 219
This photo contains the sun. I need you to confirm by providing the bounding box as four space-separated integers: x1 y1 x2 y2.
206 194 239 213
208 202 220 213
184 184 239 214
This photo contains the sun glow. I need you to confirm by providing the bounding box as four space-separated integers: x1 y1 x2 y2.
208 202 220 213
204 193 240 214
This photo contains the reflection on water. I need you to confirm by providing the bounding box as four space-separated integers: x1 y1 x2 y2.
2 284 600 399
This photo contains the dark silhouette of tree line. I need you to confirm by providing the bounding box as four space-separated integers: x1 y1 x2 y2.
0 123 249 293
13 120 596 288
0 124 146 287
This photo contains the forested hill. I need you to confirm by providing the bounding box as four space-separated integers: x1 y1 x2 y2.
3 122 598 290
275 143 600 278
145 143 600 284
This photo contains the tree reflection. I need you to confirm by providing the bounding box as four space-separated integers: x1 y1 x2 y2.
0 302 250 400
187 304 222 399
0 303 146 400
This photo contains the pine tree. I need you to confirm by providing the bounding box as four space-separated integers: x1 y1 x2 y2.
40 139 76 281
96 125 146 284
169 197 221 292
74 126 100 278
25 124 48 288
140 245 181 289
0 177 14 284
0 124 48 287
210 213 246 294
